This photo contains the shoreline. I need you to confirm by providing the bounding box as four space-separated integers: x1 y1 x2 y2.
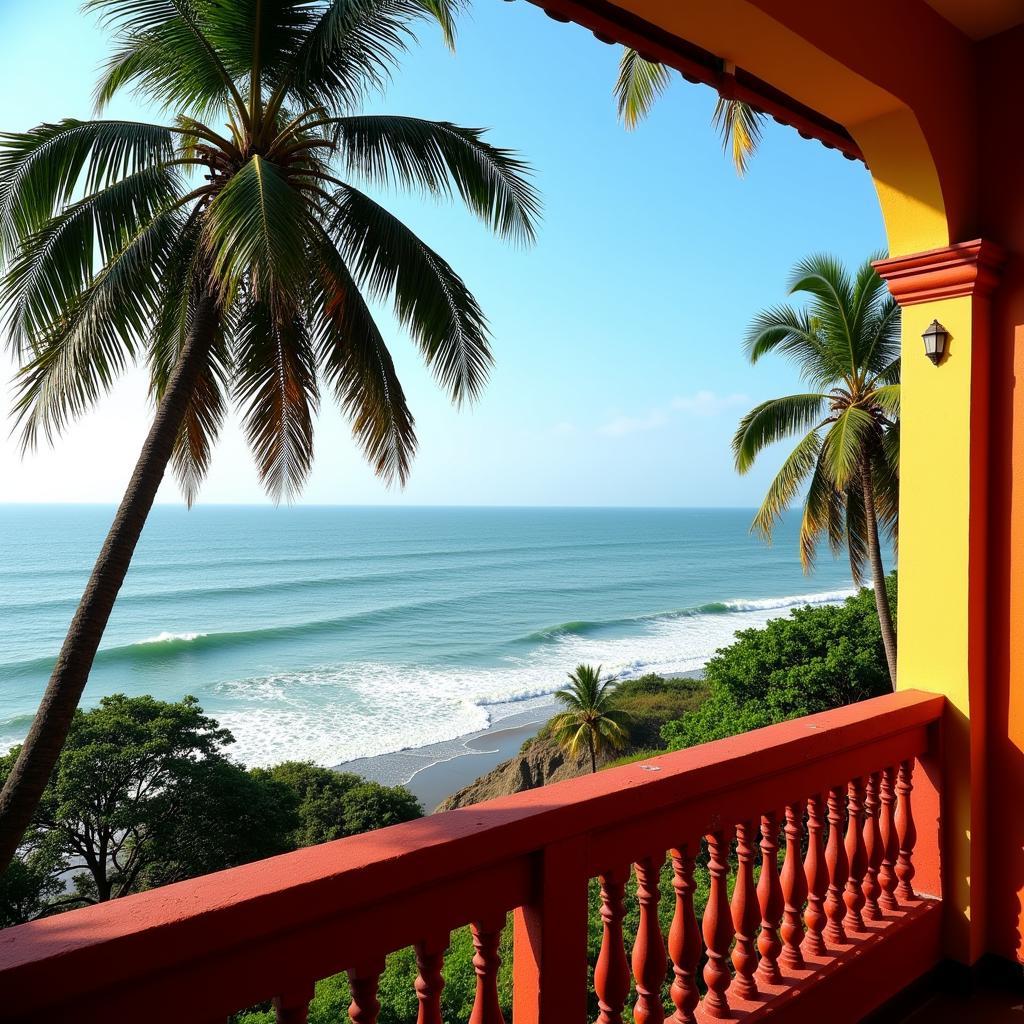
337 668 705 811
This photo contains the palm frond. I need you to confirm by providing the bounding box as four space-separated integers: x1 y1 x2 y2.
614 48 671 130
268 0 462 118
843 478 869 585
711 97 764 176
820 406 876 491
800 454 844 574
870 383 900 418
149 222 228 505
732 393 827 473
203 154 310 300
743 303 835 384
11 207 184 448
751 430 821 541
860 295 901 378
329 183 491 403
873 425 900 548
0 119 173 261
310 232 417 485
334 115 540 244
86 0 248 119
233 297 319 502
788 254 857 380
2 167 179 355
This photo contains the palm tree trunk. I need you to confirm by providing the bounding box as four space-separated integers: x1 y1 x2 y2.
0 296 218 874
860 459 898 689
587 733 597 774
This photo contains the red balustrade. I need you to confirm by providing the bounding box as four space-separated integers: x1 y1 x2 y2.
595 868 631 1024
862 772 883 921
756 812 784 985
731 820 761 999
632 856 667 1024
668 844 701 1024
414 934 448 1024
803 793 829 958
0 691 945 1024
844 778 868 934
779 803 807 969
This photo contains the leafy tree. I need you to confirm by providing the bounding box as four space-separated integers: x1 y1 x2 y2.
732 254 900 685
614 48 765 175
250 762 421 847
0 0 540 871
0 695 295 920
661 582 894 751
550 664 632 774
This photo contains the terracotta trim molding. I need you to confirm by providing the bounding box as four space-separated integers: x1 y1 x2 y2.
873 240 1007 305
519 0 864 163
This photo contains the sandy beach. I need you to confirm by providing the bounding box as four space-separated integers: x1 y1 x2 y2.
337 697 560 811
338 668 707 811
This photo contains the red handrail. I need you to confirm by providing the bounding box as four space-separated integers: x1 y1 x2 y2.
0 689 945 1023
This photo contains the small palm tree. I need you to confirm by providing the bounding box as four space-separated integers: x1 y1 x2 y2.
0 0 540 872
732 254 900 686
614 48 764 175
550 665 631 774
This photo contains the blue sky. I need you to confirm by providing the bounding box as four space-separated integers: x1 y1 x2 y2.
0 0 887 506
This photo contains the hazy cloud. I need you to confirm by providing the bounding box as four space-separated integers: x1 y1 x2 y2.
671 390 749 416
598 409 669 437
598 391 748 438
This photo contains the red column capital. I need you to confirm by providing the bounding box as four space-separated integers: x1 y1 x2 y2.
872 239 1006 305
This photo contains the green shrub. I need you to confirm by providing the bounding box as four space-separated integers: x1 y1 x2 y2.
662 579 895 751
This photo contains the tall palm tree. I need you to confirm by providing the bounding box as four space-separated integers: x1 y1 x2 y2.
550 664 631 774
732 254 900 686
614 48 765 175
0 0 540 873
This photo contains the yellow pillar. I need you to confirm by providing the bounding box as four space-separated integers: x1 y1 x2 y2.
874 241 1004 965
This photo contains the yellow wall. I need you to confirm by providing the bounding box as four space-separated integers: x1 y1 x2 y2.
895 295 978 958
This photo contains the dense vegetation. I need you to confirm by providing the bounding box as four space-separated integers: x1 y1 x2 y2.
0 696 421 927
238 582 894 1024
662 580 895 751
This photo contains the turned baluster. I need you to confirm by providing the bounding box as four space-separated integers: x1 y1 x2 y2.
274 984 314 1024
802 794 828 958
632 855 667 1024
702 830 734 1018
861 772 883 921
469 917 506 1024
731 821 760 998
895 760 917 901
414 934 449 1024
669 845 702 1024
595 867 632 1024
779 802 807 969
843 777 868 934
348 960 385 1024
756 812 784 986
878 766 899 910
824 786 849 946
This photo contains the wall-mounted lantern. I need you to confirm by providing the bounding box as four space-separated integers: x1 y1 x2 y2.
921 319 949 365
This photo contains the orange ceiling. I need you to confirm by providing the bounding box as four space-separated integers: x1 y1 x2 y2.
924 0 1024 40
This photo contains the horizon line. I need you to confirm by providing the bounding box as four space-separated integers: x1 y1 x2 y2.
0 501 765 511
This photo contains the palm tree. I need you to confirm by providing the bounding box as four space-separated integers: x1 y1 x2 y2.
614 48 765 175
732 254 900 686
550 665 631 774
0 0 541 873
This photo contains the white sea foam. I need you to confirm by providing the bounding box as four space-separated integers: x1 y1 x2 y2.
137 630 207 645
718 589 855 613
214 589 856 769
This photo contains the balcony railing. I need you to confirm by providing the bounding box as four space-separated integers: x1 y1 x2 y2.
0 690 945 1023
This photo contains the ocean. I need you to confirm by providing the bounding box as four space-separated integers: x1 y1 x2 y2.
0 505 856 770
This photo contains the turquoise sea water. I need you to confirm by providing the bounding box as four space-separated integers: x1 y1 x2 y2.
0 505 857 768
